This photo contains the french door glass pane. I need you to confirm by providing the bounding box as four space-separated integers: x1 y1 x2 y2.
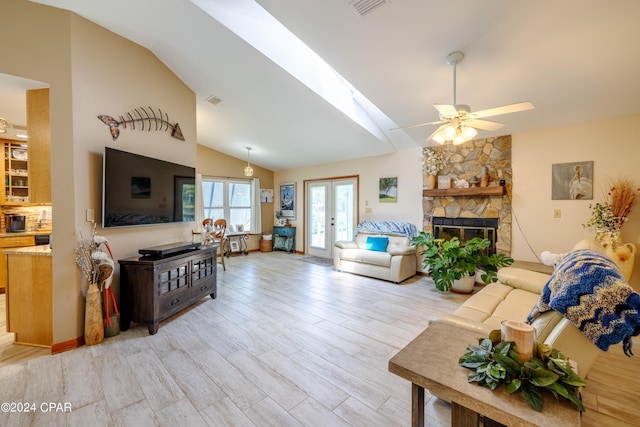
335 183 354 242
310 186 326 248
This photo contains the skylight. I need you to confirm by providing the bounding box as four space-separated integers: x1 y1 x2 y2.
191 0 396 144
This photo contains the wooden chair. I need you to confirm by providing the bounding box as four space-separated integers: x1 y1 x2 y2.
212 219 227 271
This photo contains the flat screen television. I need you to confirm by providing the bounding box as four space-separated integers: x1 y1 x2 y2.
102 147 195 228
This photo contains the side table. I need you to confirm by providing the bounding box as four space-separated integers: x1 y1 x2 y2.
388 322 581 427
224 232 248 257
273 226 295 253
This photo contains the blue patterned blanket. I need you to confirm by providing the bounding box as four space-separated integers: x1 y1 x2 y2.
354 221 418 239
527 249 640 356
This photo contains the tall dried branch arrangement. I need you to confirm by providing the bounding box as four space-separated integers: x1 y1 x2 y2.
75 223 99 285
609 177 640 219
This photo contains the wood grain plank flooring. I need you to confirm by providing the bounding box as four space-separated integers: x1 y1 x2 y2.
0 252 637 426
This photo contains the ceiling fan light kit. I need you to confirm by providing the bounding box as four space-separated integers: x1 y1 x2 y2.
432 124 477 145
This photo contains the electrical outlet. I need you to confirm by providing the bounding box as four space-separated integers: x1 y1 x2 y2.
365 207 372 214
553 209 561 218
86 208 95 222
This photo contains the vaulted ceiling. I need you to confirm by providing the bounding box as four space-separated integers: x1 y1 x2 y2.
13 0 640 170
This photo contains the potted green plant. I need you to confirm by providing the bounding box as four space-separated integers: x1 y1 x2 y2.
411 231 514 292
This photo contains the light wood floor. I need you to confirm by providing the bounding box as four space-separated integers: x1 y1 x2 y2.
0 252 637 426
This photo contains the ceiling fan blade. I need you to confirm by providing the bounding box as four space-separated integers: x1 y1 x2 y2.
390 119 445 131
463 119 505 131
434 104 458 117
469 102 535 119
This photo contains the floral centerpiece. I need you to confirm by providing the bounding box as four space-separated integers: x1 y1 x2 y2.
422 147 451 176
459 331 586 412
583 177 639 247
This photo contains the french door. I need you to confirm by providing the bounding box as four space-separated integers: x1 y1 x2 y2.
306 178 358 258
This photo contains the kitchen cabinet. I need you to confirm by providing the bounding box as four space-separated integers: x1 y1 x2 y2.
4 246 52 347
2 139 29 203
27 88 51 203
0 235 36 293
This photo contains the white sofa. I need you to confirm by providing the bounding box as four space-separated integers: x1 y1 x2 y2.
334 231 417 283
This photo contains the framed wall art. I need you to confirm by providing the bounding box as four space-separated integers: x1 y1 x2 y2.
379 177 398 203
279 182 296 219
260 188 273 203
551 161 593 200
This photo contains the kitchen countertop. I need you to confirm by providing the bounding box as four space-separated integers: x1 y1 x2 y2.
2 244 52 256
0 231 51 237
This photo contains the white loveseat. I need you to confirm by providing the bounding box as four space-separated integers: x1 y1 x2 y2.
334 231 417 283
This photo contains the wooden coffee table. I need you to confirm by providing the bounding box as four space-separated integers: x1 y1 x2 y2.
388 322 581 427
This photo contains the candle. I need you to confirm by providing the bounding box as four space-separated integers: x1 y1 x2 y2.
501 320 536 362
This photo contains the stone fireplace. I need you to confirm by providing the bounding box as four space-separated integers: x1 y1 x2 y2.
422 136 512 255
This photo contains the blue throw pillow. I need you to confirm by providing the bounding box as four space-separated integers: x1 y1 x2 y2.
365 236 389 252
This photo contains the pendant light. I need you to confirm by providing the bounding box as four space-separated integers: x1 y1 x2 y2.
0 118 7 134
243 147 254 177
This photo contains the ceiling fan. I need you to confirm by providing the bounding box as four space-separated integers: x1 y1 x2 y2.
396 51 534 145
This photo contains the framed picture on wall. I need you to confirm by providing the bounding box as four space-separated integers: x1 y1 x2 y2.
552 161 593 200
260 188 273 203
379 177 398 203
279 182 296 219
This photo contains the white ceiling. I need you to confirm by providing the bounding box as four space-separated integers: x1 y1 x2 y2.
9 0 640 170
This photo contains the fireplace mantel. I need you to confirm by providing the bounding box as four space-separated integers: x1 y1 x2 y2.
423 186 505 197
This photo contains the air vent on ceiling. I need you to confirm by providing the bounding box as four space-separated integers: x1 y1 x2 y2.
206 95 224 106
350 0 388 16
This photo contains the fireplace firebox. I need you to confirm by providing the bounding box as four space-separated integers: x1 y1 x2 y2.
432 217 499 255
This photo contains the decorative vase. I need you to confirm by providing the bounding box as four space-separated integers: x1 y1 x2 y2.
427 174 437 190
600 237 636 281
85 282 104 346
451 273 476 294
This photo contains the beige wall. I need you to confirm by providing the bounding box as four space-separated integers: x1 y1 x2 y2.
512 113 640 288
3 1 197 344
275 147 424 252
196 144 275 250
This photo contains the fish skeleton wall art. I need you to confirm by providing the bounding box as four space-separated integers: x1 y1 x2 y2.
97 107 185 141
